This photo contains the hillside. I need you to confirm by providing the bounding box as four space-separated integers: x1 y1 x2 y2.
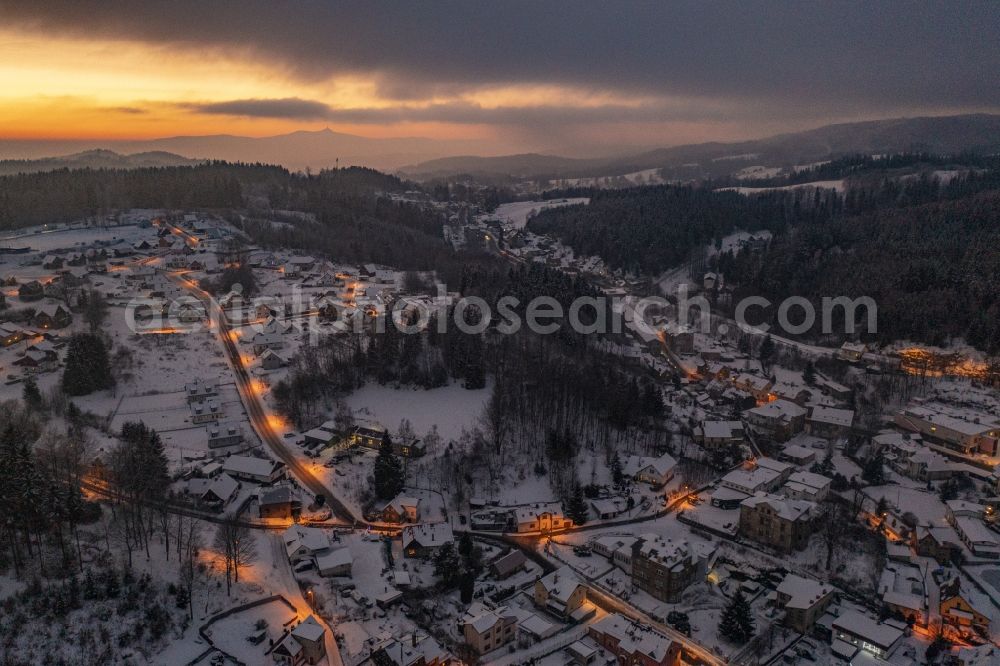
0 150 202 176
400 113 1000 181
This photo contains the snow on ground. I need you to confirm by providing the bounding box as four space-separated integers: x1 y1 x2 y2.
717 179 846 195
345 379 492 443
487 198 590 229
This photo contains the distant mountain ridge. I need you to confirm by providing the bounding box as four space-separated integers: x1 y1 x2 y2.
398 113 1000 180
0 149 202 176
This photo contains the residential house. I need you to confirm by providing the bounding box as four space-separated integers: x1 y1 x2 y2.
630 534 706 602
302 420 339 449
940 587 991 637
490 550 527 580
273 615 326 665
878 565 927 626
259 486 302 521
1 322 26 346
694 420 745 450
831 610 904 660
590 535 638 573
947 506 1000 559
260 349 286 370
380 495 420 523
351 424 390 450
622 453 677 487
184 473 239 510
739 492 816 552
781 471 832 502
371 634 451 666
401 523 454 558
283 525 330 564
461 603 518 655
743 400 808 440
207 423 243 449
533 566 588 621
807 406 855 439
587 613 681 666
315 547 353 577
513 503 572 533
185 380 218 403
839 342 867 361
774 574 834 633
895 405 1000 456
189 399 223 424
912 525 963 565
222 455 285 484
731 373 773 402
778 443 818 467
33 303 72 329
720 465 784 496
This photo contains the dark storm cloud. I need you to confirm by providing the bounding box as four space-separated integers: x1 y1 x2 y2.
181 97 738 124
4 0 999 119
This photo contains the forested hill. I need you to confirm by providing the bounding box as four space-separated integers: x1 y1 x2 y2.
528 160 1000 352
0 162 409 230
722 190 1000 353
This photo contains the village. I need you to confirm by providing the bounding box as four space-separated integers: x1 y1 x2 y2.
2 205 1000 666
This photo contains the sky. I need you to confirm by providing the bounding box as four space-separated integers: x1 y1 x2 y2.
1 0 998 156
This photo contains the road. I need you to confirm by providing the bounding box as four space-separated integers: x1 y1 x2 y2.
163 268 360 526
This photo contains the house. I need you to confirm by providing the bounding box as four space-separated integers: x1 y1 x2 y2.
587 613 681 666
778 443 817 466
33 303 72 329
259 486 302 521
302 420 339 449
743 400 807 440
694 420 745 450
831 610 904 660
590 497 629 520
622 453 677 487
42 254 65 269
461 603 518 655
370 634 451 666
947 508 1000 559
315 547 353 577
401 523 454 558
774 574 834 633
630 534 704 602
882 435 954 481
207 423 243 448
185 473 239 509
490 550 527 580
940 590 991 637
781 470 832 502
912 525 963 565
351 424 390 450
839 341 867 361
251 332 285 355
720 465 784 496
878 565 926 626
590 535 638 573
185 379 218 403
273 615 326 665
807 406 855 439
380 495 420 523
534 566 588 620
189 399 223 423
895 405 1000 456
513 503 572 533
260 349 286 370
283 525 330 564
222 455 284 484
731 372 773 402
739 492 816 552
1 322 26 346
565 640 599 666
13 349 56 372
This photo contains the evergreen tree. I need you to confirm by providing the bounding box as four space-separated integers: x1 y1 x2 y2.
758 335 775 366
803 361 817 386
565 483 589 526
372 437 404 500
62 333 114 396
433 542 460 588
862 449 886 485
610 452 625 488
21 376 43 410
719 589 755 642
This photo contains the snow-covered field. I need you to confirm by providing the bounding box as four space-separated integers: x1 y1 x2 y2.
487 198 590 229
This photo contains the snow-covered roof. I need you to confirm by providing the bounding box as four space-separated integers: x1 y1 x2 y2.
832 610 903 649
623 452 677 478
809 406 855 427
291 615 325 643
283 525 330 556
590 613 674 663
222 455 279 478
537 566 583 604
701 420 743 439
776 574 832 610
741 492 815 521
402 523 454 549
315 547 353 571
747 399 807 421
